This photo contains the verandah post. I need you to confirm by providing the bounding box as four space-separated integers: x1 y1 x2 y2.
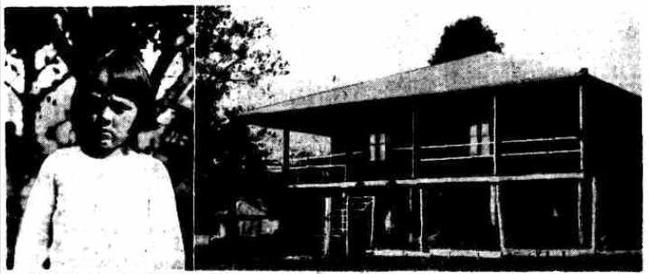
343 192 350 257
590 177 597 252
418 188 424 252
323 196 332 258
492 94 506 253
283 129 290 175
411 103 419 178
411 104 426 252
577 84 586 246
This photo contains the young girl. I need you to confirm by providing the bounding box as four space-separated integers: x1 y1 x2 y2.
14 50 185 271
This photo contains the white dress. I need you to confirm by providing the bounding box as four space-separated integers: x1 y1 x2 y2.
14 146 185 271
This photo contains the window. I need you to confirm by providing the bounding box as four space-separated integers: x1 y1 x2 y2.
369 133 387 162
469 123 492 156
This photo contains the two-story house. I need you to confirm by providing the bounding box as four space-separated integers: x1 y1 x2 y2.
241 52 641 261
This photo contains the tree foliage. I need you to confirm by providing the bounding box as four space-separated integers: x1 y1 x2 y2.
197 6 288 111
428 16 504 65
195 6 289 223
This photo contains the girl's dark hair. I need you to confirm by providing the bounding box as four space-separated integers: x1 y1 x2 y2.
71 49 157 149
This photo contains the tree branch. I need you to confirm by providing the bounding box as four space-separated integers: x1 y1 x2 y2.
218 54 243 72
32 72 74 102
3 80 25 101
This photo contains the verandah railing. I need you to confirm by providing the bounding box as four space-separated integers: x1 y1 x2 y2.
268 135 582 184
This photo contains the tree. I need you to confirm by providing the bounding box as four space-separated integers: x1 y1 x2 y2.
428 16 504 65
195 5 289 235
196 6 288 109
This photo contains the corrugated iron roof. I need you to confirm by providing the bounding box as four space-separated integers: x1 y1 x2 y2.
245 52 578 115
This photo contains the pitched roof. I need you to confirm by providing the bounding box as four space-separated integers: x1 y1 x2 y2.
245 52 578 115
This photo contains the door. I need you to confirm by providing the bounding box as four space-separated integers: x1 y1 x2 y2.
348 196 375 259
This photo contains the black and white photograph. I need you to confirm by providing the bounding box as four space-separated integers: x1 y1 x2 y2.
2 5 195 271
1 0 644 272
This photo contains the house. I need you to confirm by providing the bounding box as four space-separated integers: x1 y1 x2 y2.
240 52 641 260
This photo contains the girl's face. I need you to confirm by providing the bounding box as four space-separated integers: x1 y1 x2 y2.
87 90 139 154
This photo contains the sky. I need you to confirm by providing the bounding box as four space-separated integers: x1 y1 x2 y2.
0 0 642 97
229 0 642 98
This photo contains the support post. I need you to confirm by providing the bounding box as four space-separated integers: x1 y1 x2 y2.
496 186 505 253
578 85 584 171
590 177 598 252
323 197 332 258
408 188 414 247
492 94 506 253
492 95 498 174
418 188 425 252
344 146 350 182
406 187 412 246
283 129 290 175
577 180 584 245
490 186 498 226
411 104 419 178
370 196 376 248
578 80 587 250
343 192 350 257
